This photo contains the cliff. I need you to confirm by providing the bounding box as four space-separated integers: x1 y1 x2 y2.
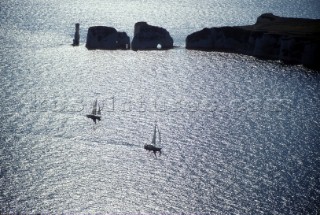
186 13 320 70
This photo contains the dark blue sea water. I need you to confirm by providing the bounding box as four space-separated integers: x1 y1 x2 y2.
1 0 320 214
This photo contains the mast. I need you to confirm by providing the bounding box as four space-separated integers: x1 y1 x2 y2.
97 104 101 115
92 99 97 115
157 125 161 146
152 123 157 145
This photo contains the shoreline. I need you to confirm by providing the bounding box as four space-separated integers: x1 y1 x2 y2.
186 13 320 70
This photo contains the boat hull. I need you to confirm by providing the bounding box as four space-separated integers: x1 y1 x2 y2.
144 144 162 155
86 114 101 123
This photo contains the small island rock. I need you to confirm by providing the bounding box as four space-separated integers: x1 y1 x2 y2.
73 23 80 46
131 22 173 51
86 26 130 50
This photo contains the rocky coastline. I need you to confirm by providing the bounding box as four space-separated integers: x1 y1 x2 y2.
186 13 320 70
75 13 320 70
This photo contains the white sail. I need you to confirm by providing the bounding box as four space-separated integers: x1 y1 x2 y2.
92 99 97 115
97 104 101 115
157 126 161 146
152 123 157 145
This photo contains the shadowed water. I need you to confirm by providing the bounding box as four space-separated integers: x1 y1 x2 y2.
1 0 320 214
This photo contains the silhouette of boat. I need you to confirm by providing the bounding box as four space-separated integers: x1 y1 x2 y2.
144 122 162 156
86 99 101 124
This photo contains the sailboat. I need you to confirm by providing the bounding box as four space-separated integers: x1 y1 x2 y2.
86 99 102 124
144 123 162 156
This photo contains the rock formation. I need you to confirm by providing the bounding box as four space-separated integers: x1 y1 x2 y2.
86 26 130 50
186 13 320 70
131 22 173 50
73 23 80 46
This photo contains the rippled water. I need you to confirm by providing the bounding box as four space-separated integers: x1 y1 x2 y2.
1 0 320 214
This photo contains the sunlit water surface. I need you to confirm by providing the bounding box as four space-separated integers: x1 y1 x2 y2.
1 0 320 214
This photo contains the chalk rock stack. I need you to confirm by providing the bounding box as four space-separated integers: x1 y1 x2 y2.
73 23 80 46
131 22 173 50
85 26 130 50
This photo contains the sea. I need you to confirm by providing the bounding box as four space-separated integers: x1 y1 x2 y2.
1 0 320 214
